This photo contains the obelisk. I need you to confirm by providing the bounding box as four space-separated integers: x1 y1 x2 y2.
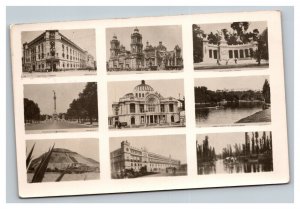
53 90 58 120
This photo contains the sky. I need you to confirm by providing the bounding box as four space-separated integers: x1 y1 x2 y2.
22 29 96 58
107 79 184 115
197 21 267 35
106 25 182 61
110 135 187 164
24 82 88 115
26 138 99 162
194 76 269 91
196 131 271 155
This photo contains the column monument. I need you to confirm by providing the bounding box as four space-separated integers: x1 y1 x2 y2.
53 90 58 120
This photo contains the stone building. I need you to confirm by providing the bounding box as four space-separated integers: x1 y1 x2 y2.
22 30 96 72
196 33 259 66
110 140 181 177
108 28 183 71
108 80 185 128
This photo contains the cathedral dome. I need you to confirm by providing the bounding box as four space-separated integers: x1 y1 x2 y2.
133 80 154 92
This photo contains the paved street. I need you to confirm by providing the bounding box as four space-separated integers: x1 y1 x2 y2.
25 120 96 131
22 70 96 78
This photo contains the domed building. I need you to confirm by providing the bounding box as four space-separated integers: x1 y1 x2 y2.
108 80 185 128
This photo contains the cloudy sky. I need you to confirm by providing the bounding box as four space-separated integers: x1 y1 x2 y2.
22 29 96 58
24 82 88 115
197 21 267 35
110 135 187 164
107 79 184 115
26 138 99 162
194 75 269 91
196 131 271 155
106 25 182 61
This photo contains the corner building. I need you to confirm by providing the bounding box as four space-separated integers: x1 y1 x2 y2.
110 140 181 175
22 30 95 72
108 80 185 128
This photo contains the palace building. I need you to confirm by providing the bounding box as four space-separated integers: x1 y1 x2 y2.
110 140 182 177
108 80 185 128
22 30 96 72
108 28 183 71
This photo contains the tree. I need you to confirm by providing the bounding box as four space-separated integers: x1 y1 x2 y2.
24 98 41 123
193 24 205 63
262 79 271 104
78 82 98 124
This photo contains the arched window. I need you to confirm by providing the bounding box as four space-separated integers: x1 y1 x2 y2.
131 117 135 125
171 115 174 122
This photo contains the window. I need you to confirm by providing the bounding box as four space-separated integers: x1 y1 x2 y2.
160 104 165 112
130 103 135 113
209 49 212 58
213 50 218 59
169 104 174 112
229 50 233 58
245 49 249 57
250 48 254 57
148 104 155 112
239 49 244 58
234 50 239 58
139 104 144 113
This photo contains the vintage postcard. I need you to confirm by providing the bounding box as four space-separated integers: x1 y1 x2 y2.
10 10 289 198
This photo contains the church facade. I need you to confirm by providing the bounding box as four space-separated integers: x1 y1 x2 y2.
22 30 96 73
108 80 185 129
108 28 183 72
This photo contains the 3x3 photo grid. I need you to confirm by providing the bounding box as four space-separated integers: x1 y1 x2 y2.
21 22 272 184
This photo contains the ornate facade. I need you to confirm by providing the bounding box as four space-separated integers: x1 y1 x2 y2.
108 80 185 128
110 140 181 177
197 33 259 66
108 28 183 71
22 30 96 72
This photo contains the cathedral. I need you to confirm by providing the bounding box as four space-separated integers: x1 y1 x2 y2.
107 28 183 71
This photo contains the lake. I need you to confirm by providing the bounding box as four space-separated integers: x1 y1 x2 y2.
195 107 263 126
198 159 273 175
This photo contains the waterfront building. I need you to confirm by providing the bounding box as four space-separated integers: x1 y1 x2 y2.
108 80 185 128
110 140 181 175
22 30 96 72
108 28 183 71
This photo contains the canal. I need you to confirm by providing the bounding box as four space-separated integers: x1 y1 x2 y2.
198 159 273 175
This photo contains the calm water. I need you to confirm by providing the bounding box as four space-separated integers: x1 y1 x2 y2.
195 107 262 126
198 159 273 175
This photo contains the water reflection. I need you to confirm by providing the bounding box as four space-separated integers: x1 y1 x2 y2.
195 107 262 126
198 159 273 175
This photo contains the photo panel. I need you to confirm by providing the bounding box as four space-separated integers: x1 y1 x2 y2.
21 29 97 78
106 25 183 74
107 79 185 130
192 21 269 71
26 138 100 183
196 131 273 175
109 134 187 179
194 75 271 127
23 82 98 134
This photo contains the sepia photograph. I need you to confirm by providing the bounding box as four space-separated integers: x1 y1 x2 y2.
23 82 98 133
21 29 97 78
110 135 187 179
195 75 271 127
196 131 273 175
106 25 183 74
193 21 269 70
26 138 100 183
108 79 185 129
